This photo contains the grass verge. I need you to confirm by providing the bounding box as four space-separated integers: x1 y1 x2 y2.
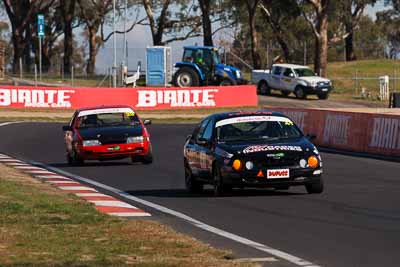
0 164 254 267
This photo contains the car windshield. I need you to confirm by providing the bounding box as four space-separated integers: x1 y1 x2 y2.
293 68 315 77
75 112 140 129
216 116 302 142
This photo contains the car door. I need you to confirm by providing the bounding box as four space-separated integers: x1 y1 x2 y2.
270 66 282 88
196 119 215 180
186 119 210 177
281 68 296 92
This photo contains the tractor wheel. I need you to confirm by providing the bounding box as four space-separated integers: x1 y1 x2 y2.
173 67 199 87
220 78 237 86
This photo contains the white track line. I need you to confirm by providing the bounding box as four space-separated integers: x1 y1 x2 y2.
39 162 321 267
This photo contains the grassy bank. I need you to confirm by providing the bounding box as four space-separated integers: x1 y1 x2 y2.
0 164 252 267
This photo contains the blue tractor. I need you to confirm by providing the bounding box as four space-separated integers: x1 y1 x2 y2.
173 46 247 87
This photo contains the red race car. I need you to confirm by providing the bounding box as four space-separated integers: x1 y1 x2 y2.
62 105 153 165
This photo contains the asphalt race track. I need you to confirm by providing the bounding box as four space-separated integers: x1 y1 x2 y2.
1 122 400 267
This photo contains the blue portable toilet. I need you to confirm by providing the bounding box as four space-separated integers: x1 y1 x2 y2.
146 46 171 86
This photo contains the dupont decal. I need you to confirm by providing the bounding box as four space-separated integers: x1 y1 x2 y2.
0 88 75 108
136 89 219 108
370 117 400 149
323 114 351 145
267 169 290 179
78 107 134 117
243 145 302 154
216 116 292 128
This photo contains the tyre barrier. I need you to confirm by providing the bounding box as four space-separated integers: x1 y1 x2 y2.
271 107 400 157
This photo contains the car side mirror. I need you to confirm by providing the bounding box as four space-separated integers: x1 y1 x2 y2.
306 133 317 141
143 119 152 125
62 125 72 131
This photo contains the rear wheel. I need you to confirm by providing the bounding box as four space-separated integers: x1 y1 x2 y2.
295 86 307 99
257 81 271 95
173 67 199 87
305 178 324 194
185 163 203 193
317 92 329 100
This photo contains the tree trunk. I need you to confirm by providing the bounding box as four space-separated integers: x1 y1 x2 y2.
248 5 261 69
276 34 291 62
86 27 98 75
314 20 328 77
345 30 356 61
199 0 213 46
61 0 76 75
11 32 25 74
23 27 32 72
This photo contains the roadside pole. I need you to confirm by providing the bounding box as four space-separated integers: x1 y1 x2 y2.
112 0 117 88
39 37 42 81
38 14 45 82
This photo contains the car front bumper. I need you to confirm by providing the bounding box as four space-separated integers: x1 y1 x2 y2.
76 142 150 160
304 85 332 94
221 166 322 188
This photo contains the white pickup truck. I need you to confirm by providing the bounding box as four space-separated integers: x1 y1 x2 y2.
252 63 332 99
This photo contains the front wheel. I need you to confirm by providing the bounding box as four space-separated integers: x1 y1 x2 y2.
67 149 84 166
317 92 329 100
305 178 324 194
213 166 231 197
220 78 237 86
141 144 153 164
295 86 307 99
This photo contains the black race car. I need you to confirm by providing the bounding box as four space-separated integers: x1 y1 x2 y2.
183 111 323 196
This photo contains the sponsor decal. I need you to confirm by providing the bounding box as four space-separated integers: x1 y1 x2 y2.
266 152 285 158
136 89 219 108
323 114 351 145
370 117 400 149
243 145 302 154
267 169 290 179
0 88 75 108
216 116 292 128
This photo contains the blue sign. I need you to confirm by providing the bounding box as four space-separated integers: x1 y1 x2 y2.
38 14 45 37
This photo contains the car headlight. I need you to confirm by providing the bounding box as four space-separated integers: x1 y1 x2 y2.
127 136 144 143
307 156 319 169
83 140 101 147
308 81 317 87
